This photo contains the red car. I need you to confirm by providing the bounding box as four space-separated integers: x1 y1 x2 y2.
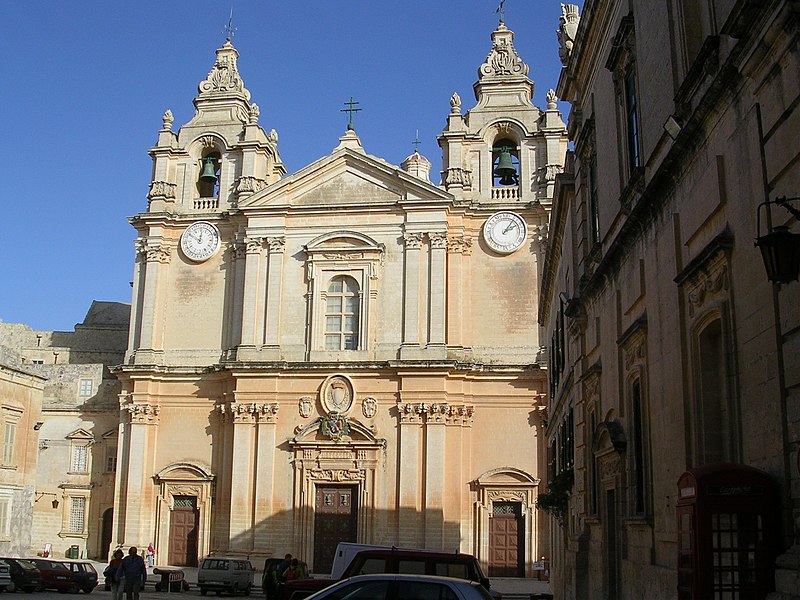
28 559 73 593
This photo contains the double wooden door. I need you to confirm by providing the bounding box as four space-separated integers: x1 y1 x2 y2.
313 486 357 574
488 502 524 577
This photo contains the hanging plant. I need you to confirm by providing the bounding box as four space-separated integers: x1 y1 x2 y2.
535 468 574 525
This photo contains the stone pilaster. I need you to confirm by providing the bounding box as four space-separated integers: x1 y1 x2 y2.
263 237 285 358
135 240 171 362
239 237 263 349
400 233 424 359
228 402 257 552
427 232 447 355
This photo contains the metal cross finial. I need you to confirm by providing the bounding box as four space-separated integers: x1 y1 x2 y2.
412 130 421 153
224 7 237 41
496 0 506 23
340 97 362 131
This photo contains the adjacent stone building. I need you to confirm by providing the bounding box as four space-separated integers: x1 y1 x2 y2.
0 301 129 559
541 1 800 598
109 19 566 574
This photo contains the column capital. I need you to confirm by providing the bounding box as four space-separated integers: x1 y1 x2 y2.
125 402 161 424
403 232 425 249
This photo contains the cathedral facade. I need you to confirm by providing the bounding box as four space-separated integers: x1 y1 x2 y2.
111 20 566 574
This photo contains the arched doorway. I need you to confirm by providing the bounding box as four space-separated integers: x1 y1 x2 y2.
101 508 113 561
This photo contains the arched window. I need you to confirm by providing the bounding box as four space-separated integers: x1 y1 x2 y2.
325 277 360 350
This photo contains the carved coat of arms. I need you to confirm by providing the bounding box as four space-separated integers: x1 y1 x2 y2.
320 412 350 441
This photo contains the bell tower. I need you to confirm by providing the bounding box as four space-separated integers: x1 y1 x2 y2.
438 19 567 208
145 38 285 215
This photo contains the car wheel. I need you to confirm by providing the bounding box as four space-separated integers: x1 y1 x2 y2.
244 584 251 597
200 588 207 596
82 586 94 594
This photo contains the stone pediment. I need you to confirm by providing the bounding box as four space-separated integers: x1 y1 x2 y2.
239 148 451 210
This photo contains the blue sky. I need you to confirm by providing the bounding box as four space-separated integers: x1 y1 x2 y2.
1 1 575 332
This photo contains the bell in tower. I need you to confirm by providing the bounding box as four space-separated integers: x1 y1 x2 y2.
493 144 519 187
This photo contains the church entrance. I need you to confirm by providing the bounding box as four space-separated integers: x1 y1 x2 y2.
488 502 524 577
313 485 357 574
168 496 199 567
101 508 113 561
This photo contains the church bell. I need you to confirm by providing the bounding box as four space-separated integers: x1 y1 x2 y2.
199 156 218 184
493 149 517 185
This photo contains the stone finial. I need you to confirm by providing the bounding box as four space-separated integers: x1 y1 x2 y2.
248 102 260 124
450 91 462 115
267 129 279 143
197 39 251 101
478 21 528 79
557 4 581 67
546 89 558 109
162 109 174 131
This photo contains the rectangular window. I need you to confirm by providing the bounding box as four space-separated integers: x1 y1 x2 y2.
68 497 85 533
2 422 16 466
106 451 117 473
632 379 646 514
71 445 88 473
0 498 9 537
624 69 641 170
78 379 93 397
588 154 600 245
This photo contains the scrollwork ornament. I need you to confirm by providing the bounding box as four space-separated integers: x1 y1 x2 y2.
299 396 314 419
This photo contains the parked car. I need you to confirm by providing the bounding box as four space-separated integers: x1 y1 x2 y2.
63 560 99 593
304 574 494 600
28 558 73 592
0 558 42 593
0 560 11 591
279 546 492 600
197 556 255 596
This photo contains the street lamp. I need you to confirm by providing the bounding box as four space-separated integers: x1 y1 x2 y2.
755 197 800 284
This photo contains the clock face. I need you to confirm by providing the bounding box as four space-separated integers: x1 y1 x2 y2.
180 221 221 262
483 211 527 254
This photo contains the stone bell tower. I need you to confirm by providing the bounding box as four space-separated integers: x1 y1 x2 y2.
438 19 567 209
145 38 285 215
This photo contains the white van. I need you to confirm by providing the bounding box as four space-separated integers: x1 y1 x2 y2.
197 557 255 596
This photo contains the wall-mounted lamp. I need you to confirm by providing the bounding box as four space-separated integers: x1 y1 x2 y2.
33 422 43 431
34 492 59 509
755 196 800 284
664 114 683 140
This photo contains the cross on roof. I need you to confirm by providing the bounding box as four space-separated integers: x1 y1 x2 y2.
224 8 237 41
341 97 362 131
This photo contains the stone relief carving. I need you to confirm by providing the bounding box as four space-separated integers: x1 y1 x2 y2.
236 176 267 194
321 375 354 415
443 168 473 189
198 41 250 99
148 181 177 201
557 4 581 67
320 412 350 441
403 232 425 250
488 490 527 503
447 235 473 255
307 468 365 482
127 403 160 424
479 24 528 78
362 397 377 418
687 264 729 317
298 396 313 419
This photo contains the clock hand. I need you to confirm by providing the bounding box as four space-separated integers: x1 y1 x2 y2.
502 222 516 234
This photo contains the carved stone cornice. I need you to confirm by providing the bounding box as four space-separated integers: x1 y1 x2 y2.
147 181 177 201
126 403 160 425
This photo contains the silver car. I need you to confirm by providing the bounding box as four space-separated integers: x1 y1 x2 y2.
304 574 495 600
0 560 10 592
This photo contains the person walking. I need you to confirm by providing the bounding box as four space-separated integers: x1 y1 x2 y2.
104 549 124 600
116 546 147 600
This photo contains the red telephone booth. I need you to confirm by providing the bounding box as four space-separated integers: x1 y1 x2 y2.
676 463 779 599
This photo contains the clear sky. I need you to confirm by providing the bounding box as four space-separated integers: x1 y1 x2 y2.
1 1 575 332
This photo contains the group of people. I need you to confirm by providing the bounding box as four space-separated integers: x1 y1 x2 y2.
263 554 309 600
104 544 154 600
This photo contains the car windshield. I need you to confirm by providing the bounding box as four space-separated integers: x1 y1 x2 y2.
17 560 38 571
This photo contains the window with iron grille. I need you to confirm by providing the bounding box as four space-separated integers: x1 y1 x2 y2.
0 498 9 537
68 497 86 533
71 445 88 473
2 422 15 466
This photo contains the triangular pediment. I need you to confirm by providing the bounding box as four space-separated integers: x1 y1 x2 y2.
240 148 452 210
66 428 94 441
